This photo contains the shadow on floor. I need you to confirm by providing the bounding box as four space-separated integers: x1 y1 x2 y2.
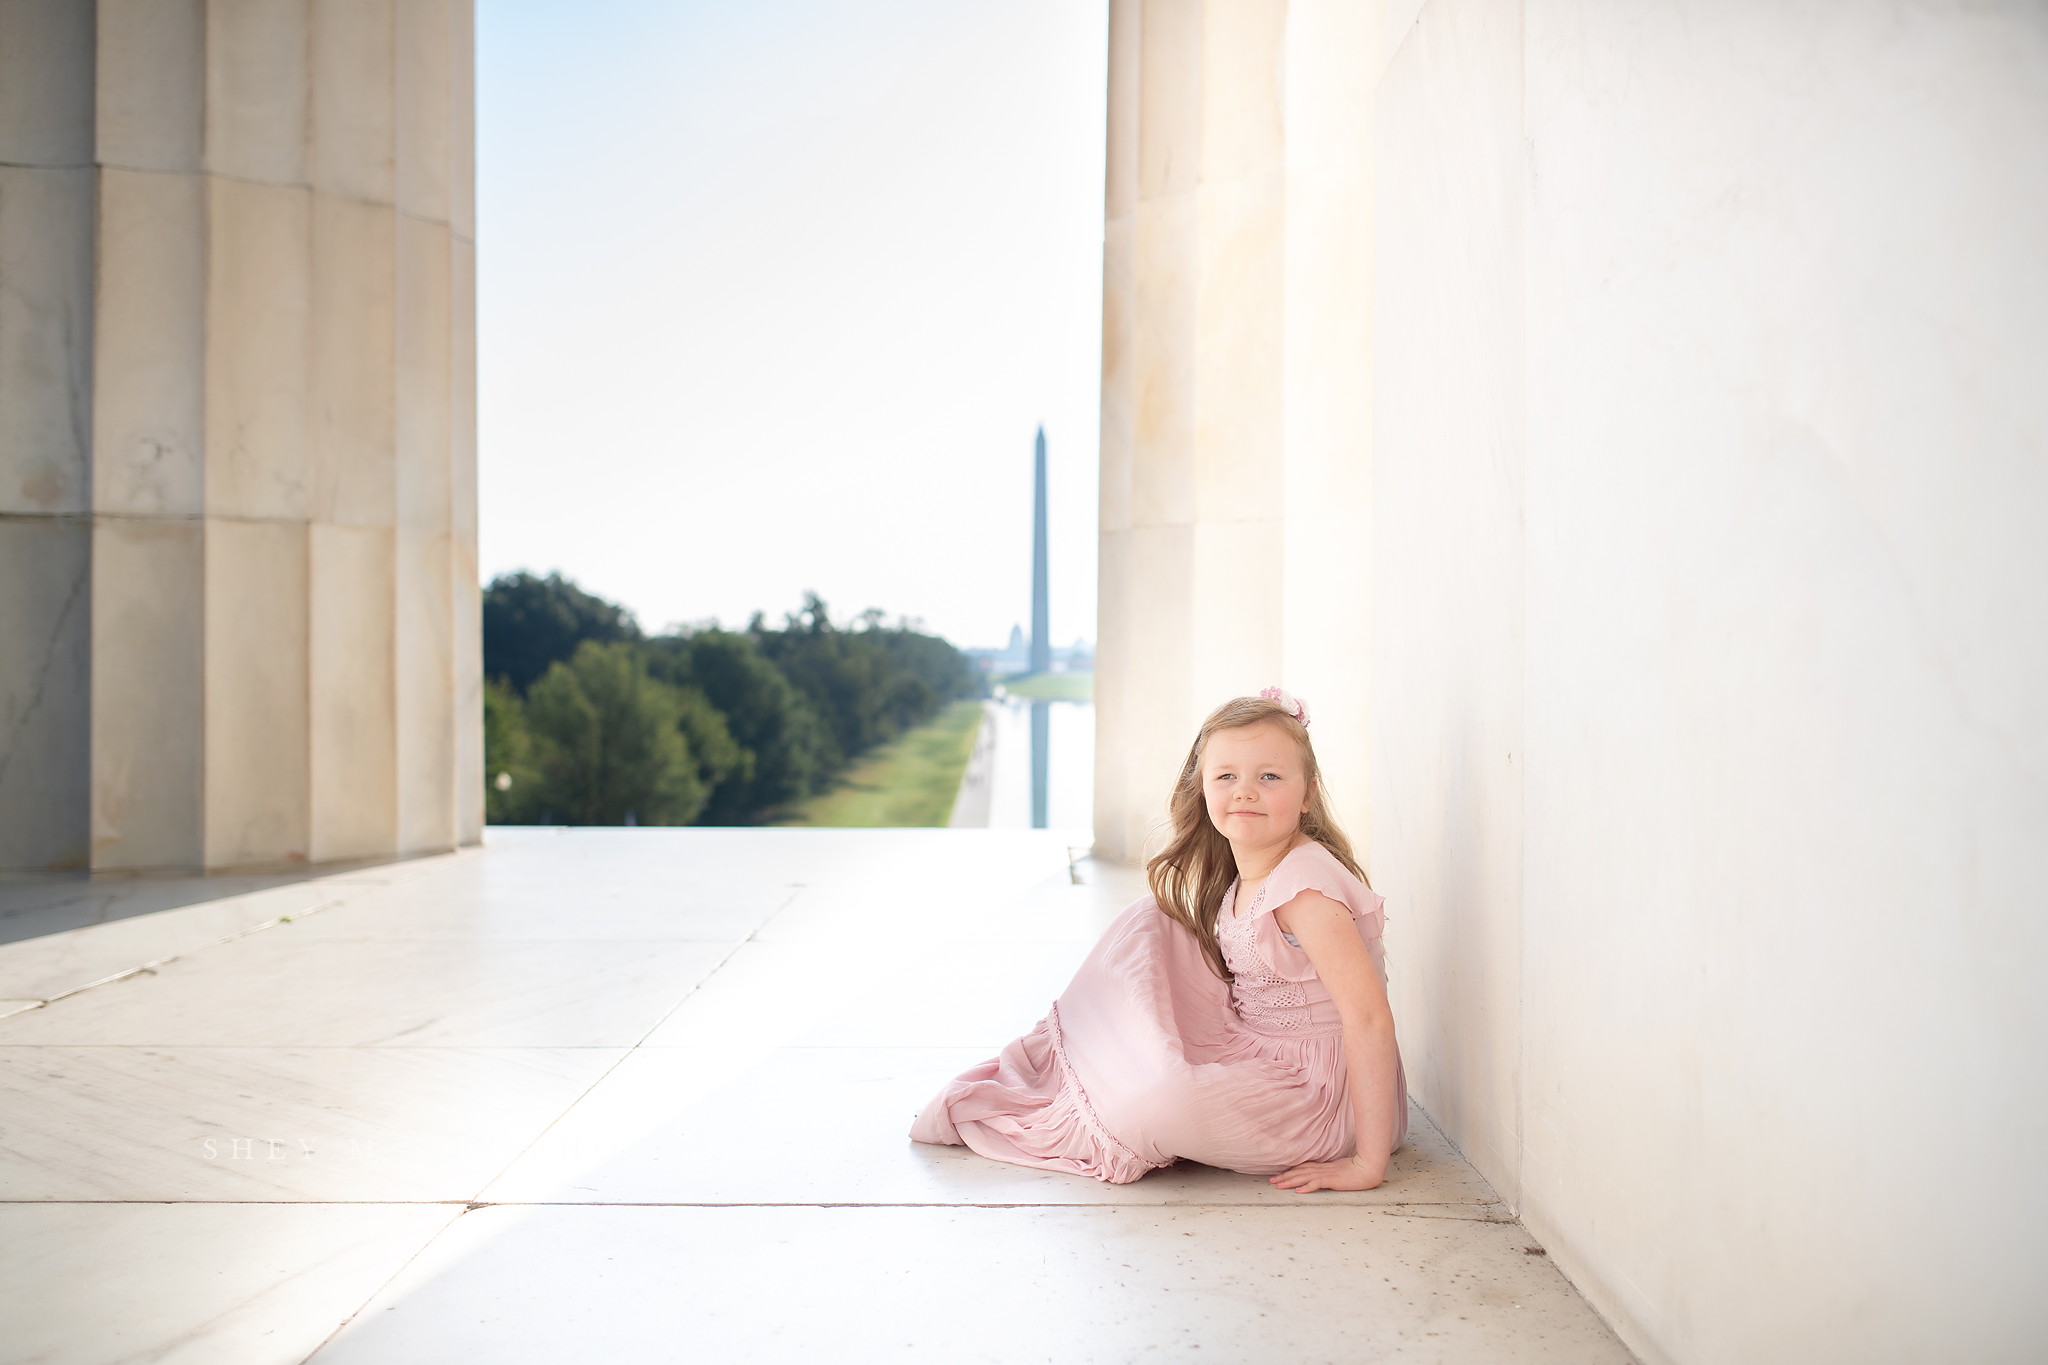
0 856 417 949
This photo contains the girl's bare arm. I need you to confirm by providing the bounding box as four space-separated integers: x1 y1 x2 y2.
1267 889 1399 1192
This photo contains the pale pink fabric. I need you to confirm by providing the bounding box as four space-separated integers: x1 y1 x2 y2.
909 841 1407 1183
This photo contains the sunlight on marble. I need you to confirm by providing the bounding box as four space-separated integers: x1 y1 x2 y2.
0 1046 624 1202
480 1046 1502 1211
0 1203 462 1365
313 1204 1633 1364
0 829 1631 1363
0 935 739 1048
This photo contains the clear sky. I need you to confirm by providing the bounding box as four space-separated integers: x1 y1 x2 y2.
477 0 1109 650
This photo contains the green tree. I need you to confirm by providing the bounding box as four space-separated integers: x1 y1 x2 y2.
752 594 978 763
646 629 833 823
479 571 982 827
484 571 641 694
482 678 542 823
525 641 705 825
673 683 752 805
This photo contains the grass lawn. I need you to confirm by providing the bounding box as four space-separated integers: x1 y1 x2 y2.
995 671 1093 702
777 699 986 828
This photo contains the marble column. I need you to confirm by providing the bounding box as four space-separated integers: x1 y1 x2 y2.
1094 0 1387 865
0 0 479 872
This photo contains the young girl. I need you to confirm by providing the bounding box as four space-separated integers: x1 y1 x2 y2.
911 691 1407 1191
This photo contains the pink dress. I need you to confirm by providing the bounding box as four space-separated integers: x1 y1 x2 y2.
909 841 1408 1183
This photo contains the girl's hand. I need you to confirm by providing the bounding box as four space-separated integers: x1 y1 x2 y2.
1269 1154 1386 1193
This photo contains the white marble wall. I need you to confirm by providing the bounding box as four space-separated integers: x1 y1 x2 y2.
1373 1 2048 1361
1094 0 1388 865
0 0 478 871
1372 0 1529 1233
1099 0 2045 1357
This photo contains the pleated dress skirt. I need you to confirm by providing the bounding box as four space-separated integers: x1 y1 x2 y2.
909 894 1406 1184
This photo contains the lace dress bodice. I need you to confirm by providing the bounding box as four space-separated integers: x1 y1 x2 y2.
1218 880 1327 1035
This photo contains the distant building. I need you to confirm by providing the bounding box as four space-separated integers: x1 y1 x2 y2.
964 628 1092 679
998 624 1030 672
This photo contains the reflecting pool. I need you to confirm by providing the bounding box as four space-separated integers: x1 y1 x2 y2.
950 698 1092 835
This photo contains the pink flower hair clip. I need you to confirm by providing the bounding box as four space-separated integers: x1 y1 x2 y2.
1259 686 1310 726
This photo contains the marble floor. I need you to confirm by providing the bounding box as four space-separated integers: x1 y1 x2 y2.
0 829 1634 1363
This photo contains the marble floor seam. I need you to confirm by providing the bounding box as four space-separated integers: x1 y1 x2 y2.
444 883 808 1204
0 850 490 1014
13 898 354 1014
291 1211 469 1365
283 856 1019 1365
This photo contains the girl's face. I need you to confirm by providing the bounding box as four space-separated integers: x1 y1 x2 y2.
1201 722 1311 855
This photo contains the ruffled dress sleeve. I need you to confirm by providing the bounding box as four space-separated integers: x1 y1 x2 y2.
1248 841 1389 985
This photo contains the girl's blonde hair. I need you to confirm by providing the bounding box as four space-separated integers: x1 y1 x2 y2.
1145 695 1367 981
